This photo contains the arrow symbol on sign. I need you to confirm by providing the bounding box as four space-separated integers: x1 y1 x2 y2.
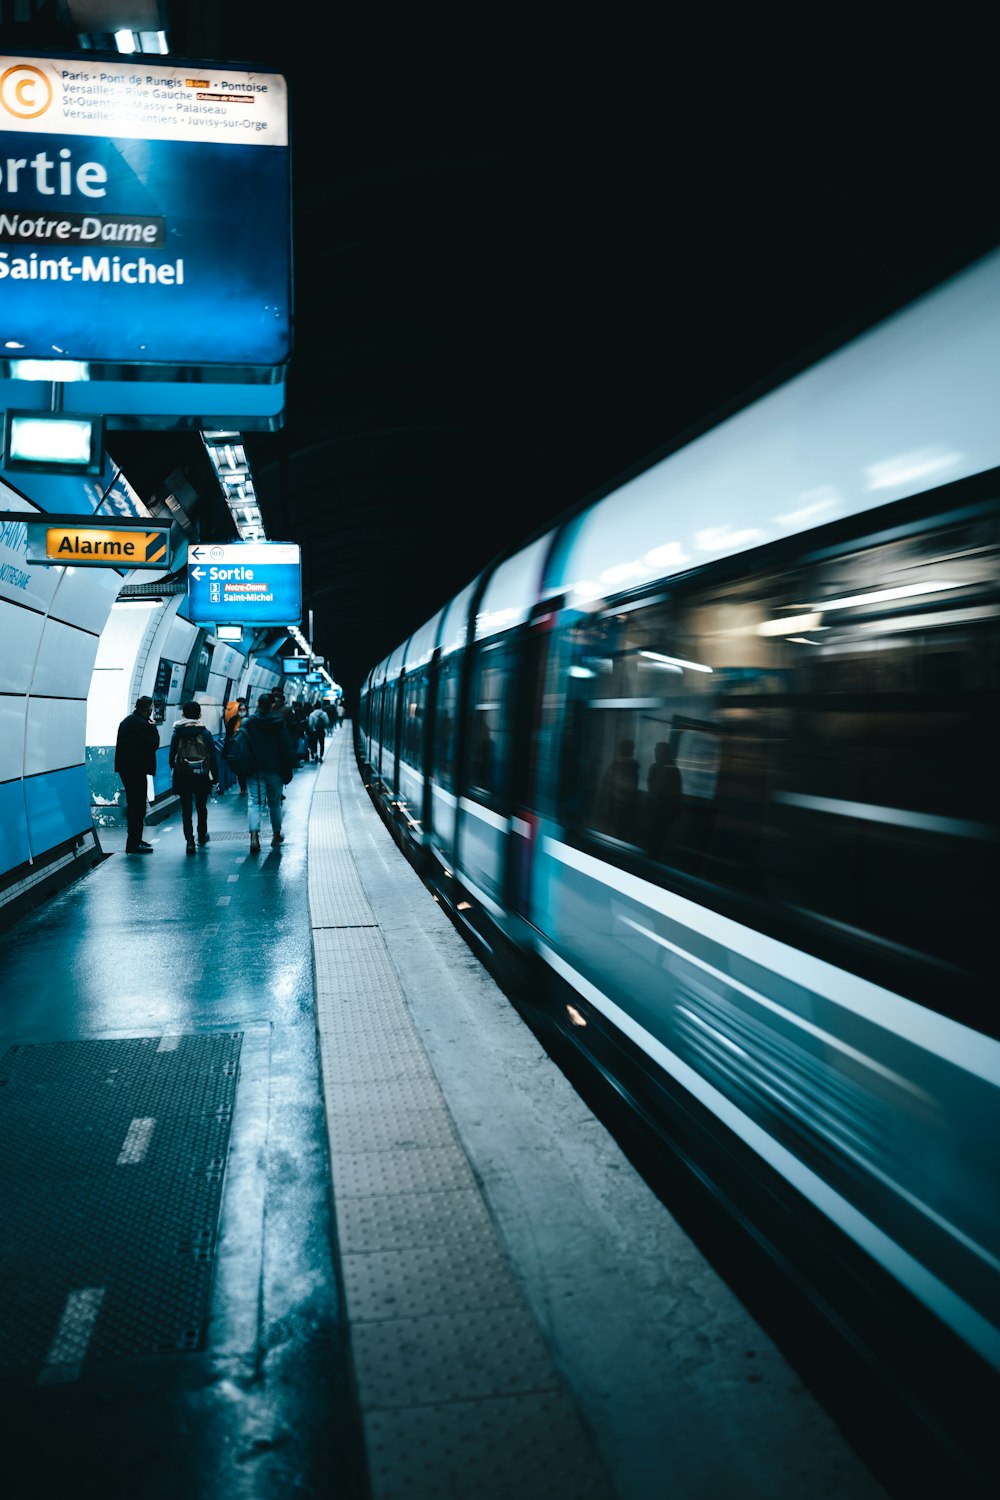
191 547 205 560
190 565 205 581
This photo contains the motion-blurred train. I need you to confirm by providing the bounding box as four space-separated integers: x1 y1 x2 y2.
359 247 1000 1467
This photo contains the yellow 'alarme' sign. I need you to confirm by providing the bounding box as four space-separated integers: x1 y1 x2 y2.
44 527 170 567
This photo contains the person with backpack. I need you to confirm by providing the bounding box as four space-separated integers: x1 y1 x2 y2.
168 700 220 855
226 692 294 853
307 703 330 763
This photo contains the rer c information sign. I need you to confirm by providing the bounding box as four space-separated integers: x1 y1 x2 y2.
0 52 290 369
187 541 301 626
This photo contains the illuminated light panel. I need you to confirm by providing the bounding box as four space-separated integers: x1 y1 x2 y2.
5 411 103 474
567 1006 587 1027
799 581 964 613
639 650 713 672
9 359 89 382
757 612 822 637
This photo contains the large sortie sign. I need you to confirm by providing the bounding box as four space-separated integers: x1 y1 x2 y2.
187 541 301 626
0 53 290 369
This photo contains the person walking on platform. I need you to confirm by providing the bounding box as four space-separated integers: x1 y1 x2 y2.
169 700 221 854
335 698 345 731
115 694 159 854
224 697 248 795
226 692 294 853
308 703 330 762
271 688 298 797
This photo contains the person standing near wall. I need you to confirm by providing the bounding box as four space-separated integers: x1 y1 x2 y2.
115 694 159 854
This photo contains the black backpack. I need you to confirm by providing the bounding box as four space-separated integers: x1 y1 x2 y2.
176 730 210 778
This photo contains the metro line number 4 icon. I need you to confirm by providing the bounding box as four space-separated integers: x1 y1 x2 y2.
186 541 301 626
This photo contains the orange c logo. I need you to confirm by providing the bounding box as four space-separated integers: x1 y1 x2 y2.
1 64 52 120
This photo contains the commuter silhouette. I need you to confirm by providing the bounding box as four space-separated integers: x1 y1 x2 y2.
224 698 249 794
227 692 294 852
169 700 220 854
645 740 682 856
115 694 159 854
595 737 640 841
308 704 330 763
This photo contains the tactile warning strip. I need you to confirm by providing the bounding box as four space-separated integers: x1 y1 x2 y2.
308 740 613 1499
0 1032 241 1372
309 791 378 928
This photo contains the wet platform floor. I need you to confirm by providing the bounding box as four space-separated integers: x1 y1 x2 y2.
0 730 890 1500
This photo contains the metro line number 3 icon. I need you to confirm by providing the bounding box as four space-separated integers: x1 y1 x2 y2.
0 64 53 121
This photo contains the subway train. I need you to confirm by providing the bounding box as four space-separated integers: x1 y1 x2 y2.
358 247 1000 1466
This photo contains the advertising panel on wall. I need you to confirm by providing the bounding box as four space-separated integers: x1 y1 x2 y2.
186 540 301 626
0 51 290 379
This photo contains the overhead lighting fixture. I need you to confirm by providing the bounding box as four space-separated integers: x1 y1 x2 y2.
4 411 104 474
9 359 90 383
201 429 266 543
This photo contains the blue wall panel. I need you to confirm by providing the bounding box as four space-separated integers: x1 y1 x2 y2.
0 779 30 873
24 765 93 858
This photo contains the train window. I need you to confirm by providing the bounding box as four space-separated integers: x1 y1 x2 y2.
558 496 1000 1014
434 657 461 793
401 670 426 766
384 680 400 769
372 683 385 765
465 637 516 807
563 605 717 858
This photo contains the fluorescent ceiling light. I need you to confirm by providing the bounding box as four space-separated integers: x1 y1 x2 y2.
10 359 89 382
5 411 103 473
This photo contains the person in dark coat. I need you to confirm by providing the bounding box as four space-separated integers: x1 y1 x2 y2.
168 700 220 854
227 692 294 853
224 697 248 794
115 694 159 853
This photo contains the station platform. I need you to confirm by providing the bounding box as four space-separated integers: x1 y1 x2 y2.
0 727 889 1499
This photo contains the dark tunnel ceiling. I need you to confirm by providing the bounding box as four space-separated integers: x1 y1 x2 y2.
16 8 995 700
